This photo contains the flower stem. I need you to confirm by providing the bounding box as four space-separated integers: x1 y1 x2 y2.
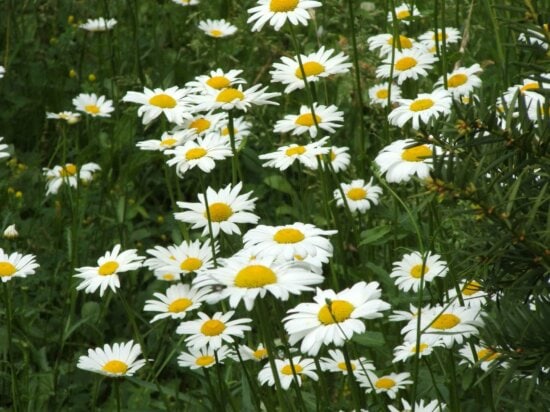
227 110 242 185
2 282 19 412
114 379 121 412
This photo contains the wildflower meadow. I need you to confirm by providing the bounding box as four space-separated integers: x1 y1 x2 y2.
1 0 549 411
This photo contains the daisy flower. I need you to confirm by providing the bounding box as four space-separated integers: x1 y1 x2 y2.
0 137 10 160
174 182 259 238
259 136 330 171
358 371 413 399
0 248 39 283
186 69 246 95
376 49 438 85
258 356 318 389
459 343 504 371
43 162 101 195
368 83 402 107
146 239 217 277
527 100 550 122
243 221 336 261
274 104 343 138
247 0 322 32
367 33 416 57
198 19 237 38
388 399 445 412
192 84 280 112
419 27 461 51
46 111 81 124
178 346 233 369
136 129 195 152
392 336 445 363
144 283 210 323
122 86 192 125
375 139 436 183
176 311 252 350
165 134 232 177
235 344 269 362
388 3 421 24
180 112 227 136
283 281 391 355
518 24 550 50
77 340 145 377
74 244 144 297
389 251 449 293
502 77 550 110
218 116 252 146
0 65 4 78
308 145 350 172
270 46 352 93
3 225 18 240
172 0 200 6
72 93 114 117
434 64 483 100
447 279 487 307
320 349 374 376
388 303 430 323
79 17 117 32
333 178 383 213
388 90 452 129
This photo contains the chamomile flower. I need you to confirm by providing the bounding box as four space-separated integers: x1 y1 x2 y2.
518 24 550 50
274 104 343 138
0 137 10 160
502 77 550 109
172 0 199 6
74 244 144 297
283 282 391 355
258 356 318 389
177 311 252 350
309 145 350 172
174 182 259 238
447 279 487 307
193 84 280 112
46 111 81 124
180 112 227 136
259 136 330 170
144 283 210 323
0 248 39 283
218 117 252 146
199 19 237 38
79 17 117 32
320 349 374 376
333 178 383 213
136 130 195 152
43 162 101 195
387 3 421 25
122 86 192 125
367 33 416 57
375 139 436 183
72 93 114 117
388 90 452 129
247 0 322 32
178 346 233 369
77 341 145 377
388 399 445 412
419 28 461 51
527 100 550 122
434 64 483 100
459 343 504 371
243 221 336 261
0 65 4 78
389 251 449 293
3 225 18 240
186 69 246 94
358 371 413 399
376 49 438 85
369 83 402 107
388 303 430 323
165 134 232 177
235 344 268 362
392 336 445 363
270 46 352 93
148 239 217 277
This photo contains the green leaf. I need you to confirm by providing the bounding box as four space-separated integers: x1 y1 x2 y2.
353 331 385 347
359 225 392 246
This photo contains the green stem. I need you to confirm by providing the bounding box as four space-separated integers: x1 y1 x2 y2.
3 282 19 412
114 379 121 412
227 111 242 184
342 344 363 411
199 175 218 267
233 344 264 412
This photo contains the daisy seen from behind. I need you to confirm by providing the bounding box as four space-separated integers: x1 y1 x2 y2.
74 244 144 297
320 349 375 377
274 103 344 138
73 93 114 118
122 86 192 125
376 48 438 85
283 281 391 355
390 251 448 293
46 111 81 124
77 340 145 377
435 64 483 100
178 345 233 369
259 136 329 171
144 283 210 323
258 356 318 389
333 178 383 213
358 371 413 399
192 83 280 112
388 90 452 129
375 139 436 183
43 162 101 195
79 17 117 32
0 248 39 283
198 19 237 38
247 0 322 32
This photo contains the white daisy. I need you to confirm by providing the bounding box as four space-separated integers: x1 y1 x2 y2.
185 69 246 95
146 239 217 277
392 335 445 363
198 19 237 38
174 182 259 238
333 178 383 213
320 349 375 376
247 0 322 32
309 145 350 172
0 248 39 283
387 3 421 25
388 399 445 412
178 346 233 369
375 139 436 183
388 90 452 129
376 49 438 85
180 112 228 136
388 303 430 323
259 136 330 171
46 111 81 124
258 356 318 389
122 86 192 125
192 84 280 112
389 251 449 293
218 116 252 146
447 279 487 307
77 340 145 377
74 244 144 297
165 134 232 177
368 83 402 107
274 103 344 138
136 129 195 152
270 46 352 93
235 344 269 362
243 221 336 261
527 100 549 122
435 64 483 100
518 24 550 50
283 281 391 355
502 76 550 110
176 311 252 350
171 0 199 6
144 283 210 323
367 33 416 57
3 225 18 240
459 343 504 371
419 28 461 51
72 93 114 118
0 137 10 160
0 65 4 78
358 371 413 399
43 162 101 195
79 17 117 32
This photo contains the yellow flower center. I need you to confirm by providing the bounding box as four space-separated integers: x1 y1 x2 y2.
209 29 223 37
433 32 447 41
162 273 175 281
98 261 119 276
189 118 212 133
295 113 321 127
200 319 226 336
409 98 434 112
477 348 500 362
195 355 215 367
60 163 78 177
273 228 305 244
85 104 100 114
387 35 413 49
346 187 367 201
149 94 177 109
375 377 396 389
285 146 306 156
185 147 207 160
330 150 337 161
395 56 417 71
295 61 325 79
180 257 203 272
337 361 355 371
205 202 233 222
216 88 244 103
410 264 429 279
160 138 178 147
411 343 429 353
206 76 231 90
220 126 237 136
448 73 468 88
253 348 268 359
281 364 303 375
317 300 355 324
431 313 460 330
462 280 482 296
234 265 277 288
269 0 299 13
396 9 411 20
102 360 128 375
0 262 17 277
520 82 539 93
375 89 389 99
168 298 193 313
401 145 433 162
